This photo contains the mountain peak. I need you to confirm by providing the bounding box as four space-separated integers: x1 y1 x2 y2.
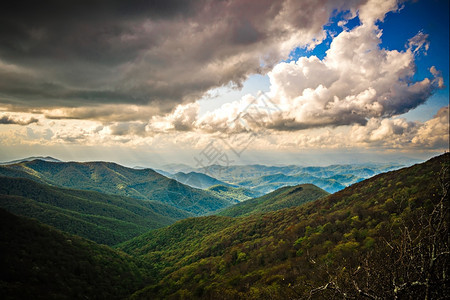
0 156 62 165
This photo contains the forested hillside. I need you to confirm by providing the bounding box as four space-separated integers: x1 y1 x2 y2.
218 183 328 217
0 209 148 299
207 184 263 203
119 153 449 299
0 154 447 299
0 176 191 245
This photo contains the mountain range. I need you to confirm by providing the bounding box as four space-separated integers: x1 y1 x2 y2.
118 153 449 299
157 162 404 194
0 153 448 299
0 159 233 216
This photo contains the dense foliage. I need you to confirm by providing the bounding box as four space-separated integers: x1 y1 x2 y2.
1 154 447 299
0 208 148 299
218 184 328 217
207 184 262 203
119 154 449 299
0 160 233 215
0 176 191 246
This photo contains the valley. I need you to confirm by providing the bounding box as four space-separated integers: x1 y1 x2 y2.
0 153 448 299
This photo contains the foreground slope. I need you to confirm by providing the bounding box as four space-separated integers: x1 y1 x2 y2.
218 184 329 217
0 159 232 215
0 176 191 245
120 153 448 299
0 209 147 300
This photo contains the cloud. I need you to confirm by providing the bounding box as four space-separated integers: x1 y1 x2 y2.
1 0 396 115
347 106 448 150
43 105 162 122
357 0 399 24
407 30 430 55
23 0 436 139
0 114 38 125
107 122 147 136
187 14 441 133
1 0 445 156
412 106 449 148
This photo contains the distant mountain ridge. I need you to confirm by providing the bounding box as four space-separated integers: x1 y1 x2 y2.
0 159 233 215
157 162 404 193
0 156 62 165
1 157 405 195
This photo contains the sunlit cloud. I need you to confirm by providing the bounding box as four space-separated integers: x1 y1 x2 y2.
153 5 441 135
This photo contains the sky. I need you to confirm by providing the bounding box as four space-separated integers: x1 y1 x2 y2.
0 0 448 167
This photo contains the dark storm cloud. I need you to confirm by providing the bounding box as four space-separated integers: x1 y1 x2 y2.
0 0 369 118
0 114 38 125
0 0 199 63
0 0 203 110
265 114 369 132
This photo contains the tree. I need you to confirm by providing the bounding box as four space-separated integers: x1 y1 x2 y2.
308 162 449 299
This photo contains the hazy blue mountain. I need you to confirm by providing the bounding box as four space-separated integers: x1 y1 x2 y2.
236 172 352 194
181 163 403 194
192 164 303 182
0 176 192 245
160 163 196 174
0 160 233 215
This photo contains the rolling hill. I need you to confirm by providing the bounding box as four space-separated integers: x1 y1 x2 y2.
118 153 448 299
0 176 192 246
0 208 147 299
218 184 329 217
0 159 233 215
